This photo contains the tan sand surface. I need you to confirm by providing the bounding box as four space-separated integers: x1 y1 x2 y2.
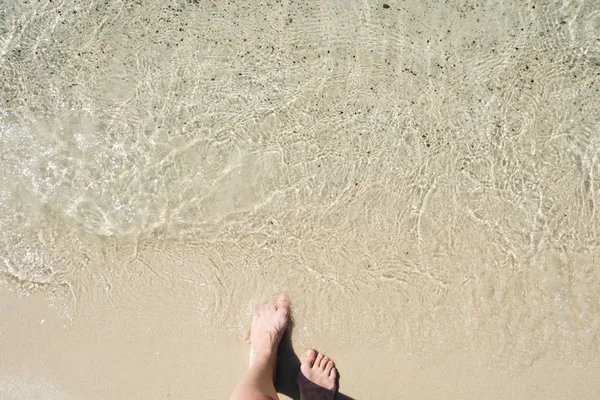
1 283 598 400
1 1 599 398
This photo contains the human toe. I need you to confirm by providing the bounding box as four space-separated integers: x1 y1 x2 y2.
313 352 324 368
325 360 334 375
302 349 317 366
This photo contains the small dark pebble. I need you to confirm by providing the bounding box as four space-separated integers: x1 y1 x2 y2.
383 4 390 9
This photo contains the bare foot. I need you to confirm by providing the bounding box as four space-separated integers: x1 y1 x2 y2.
297 349 338 400
249 294 291 368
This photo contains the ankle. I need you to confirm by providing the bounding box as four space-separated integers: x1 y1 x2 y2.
251 350 276 367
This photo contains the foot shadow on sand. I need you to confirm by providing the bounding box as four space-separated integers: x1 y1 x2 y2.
275 332 355 400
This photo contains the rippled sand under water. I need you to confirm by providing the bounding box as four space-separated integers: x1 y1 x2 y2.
1 0 599 398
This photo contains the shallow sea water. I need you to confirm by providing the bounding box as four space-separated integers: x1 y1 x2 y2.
1 0 599 380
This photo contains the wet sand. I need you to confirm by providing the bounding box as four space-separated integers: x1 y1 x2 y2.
2 283 599 400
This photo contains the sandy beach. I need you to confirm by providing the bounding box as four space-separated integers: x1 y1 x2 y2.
1 282 599 399
1 0 599 398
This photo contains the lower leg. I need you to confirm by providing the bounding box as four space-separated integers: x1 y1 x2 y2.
230 359 277 400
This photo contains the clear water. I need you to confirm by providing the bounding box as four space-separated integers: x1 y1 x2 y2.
1 0 599 371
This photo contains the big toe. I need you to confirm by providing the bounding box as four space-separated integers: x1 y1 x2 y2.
302 349 318 366
274 293 291 310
